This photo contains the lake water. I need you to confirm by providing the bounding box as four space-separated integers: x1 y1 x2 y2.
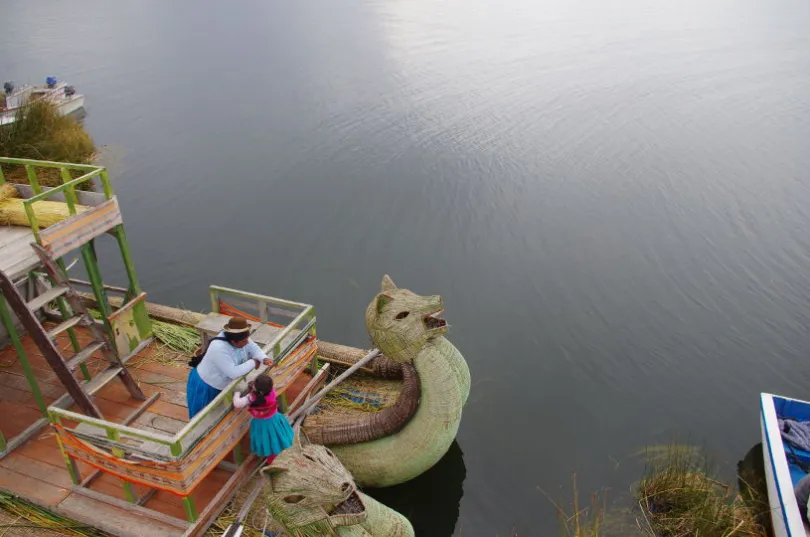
3 0 810 534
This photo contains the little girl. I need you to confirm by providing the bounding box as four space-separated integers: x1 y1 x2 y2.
233 374 294 464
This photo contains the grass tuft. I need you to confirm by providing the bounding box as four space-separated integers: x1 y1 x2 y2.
637 444 767 537
541 474 607 537
0 100 95 186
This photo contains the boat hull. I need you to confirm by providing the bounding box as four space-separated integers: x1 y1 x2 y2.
1 85 85 126
761 392 810 537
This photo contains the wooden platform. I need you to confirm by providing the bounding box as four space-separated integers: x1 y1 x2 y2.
0 324 313 537
0 226 40 281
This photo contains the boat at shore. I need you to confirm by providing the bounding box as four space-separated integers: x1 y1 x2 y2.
761 392 810 536
1 77 85 126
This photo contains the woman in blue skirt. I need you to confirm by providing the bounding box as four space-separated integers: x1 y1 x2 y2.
186 316 270 419
232 374 294 464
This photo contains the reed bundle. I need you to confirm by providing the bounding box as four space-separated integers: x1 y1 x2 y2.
0 183 89 228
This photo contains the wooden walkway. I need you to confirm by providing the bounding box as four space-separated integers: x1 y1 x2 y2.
0 324 312 537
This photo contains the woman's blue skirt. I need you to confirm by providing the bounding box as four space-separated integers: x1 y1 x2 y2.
186 368 221 419
250 413 294 457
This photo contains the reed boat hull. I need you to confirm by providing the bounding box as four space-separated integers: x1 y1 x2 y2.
760 392 810 537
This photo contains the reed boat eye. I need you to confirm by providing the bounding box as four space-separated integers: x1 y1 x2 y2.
395 311 410 320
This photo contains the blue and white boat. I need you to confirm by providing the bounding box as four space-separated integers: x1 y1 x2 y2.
761 393 810 536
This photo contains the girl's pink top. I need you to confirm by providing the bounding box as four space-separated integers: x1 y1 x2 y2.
232 389 278 420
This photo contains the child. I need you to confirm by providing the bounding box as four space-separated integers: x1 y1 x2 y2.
233 374 294 464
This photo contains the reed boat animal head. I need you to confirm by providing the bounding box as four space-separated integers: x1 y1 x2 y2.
261 428 368 535
365 275 449 364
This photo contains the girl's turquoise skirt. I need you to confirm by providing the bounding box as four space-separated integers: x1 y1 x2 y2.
250 413 294 457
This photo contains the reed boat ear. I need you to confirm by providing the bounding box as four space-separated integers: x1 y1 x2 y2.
381 275 397 292
376 294 393 314
261 464 287 489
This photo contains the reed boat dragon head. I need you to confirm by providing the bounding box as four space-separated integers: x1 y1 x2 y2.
365 275 448 364
261 428 414 536
262 428 364 535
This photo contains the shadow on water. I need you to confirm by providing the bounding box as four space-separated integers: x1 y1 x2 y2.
737 443 774 537
363 440 466 537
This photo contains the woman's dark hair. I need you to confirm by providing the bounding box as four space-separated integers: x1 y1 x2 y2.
250 374 274 407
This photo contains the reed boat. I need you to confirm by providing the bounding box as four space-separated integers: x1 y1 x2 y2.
761 392 810 536
1 77 85 126
0 157 467 535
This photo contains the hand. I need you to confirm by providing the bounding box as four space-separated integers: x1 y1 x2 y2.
263 358 274 368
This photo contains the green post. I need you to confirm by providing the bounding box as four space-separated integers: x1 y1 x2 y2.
55 434 81 485
81 241 115 344
107 430 137 502
60 168 79 215
0 164 5 185
24 165 41 194
0 428 6 452
0 294 48 415
308 309 318 375
183 496 198 522
278 393 289 413
232 443 244 465
99 170 114 200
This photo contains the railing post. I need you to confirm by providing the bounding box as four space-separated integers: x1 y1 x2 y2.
24 165 41 194
209 287 219 314
0 429 6 452
106 429 137 502
51 412 82 485
60 167 79 215
183 495 198 522
99 170 114 200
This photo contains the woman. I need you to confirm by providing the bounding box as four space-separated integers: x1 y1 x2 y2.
186 316 271 419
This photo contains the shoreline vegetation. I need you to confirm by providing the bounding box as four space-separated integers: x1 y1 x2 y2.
0 100 95 186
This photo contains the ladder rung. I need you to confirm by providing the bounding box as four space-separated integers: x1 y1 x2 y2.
27 285 70 312
82 365 124 396
65 341 106 371
47 316 84 339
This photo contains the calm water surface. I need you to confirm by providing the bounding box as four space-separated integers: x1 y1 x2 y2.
3 0 810 534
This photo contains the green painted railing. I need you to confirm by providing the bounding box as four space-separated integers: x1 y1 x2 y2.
47 286 317 460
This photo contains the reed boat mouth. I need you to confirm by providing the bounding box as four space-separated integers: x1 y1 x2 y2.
424 309 447 332
328 490 366 516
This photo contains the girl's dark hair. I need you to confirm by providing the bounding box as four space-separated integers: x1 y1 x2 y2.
250 374 274 407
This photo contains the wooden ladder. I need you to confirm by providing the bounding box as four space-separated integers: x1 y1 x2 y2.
0 247 145 419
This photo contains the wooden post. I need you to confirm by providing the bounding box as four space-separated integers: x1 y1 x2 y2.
0 294 48 415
